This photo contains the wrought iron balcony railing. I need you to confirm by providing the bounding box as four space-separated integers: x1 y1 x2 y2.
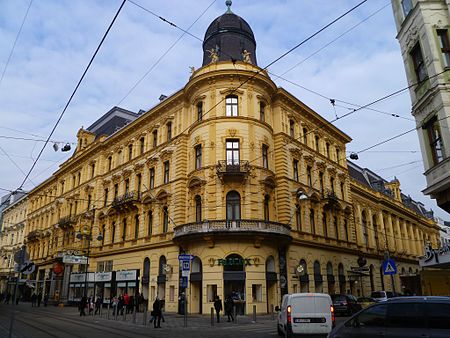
111 191 141 208
216 160 250 177
26 230 41 242
58 215 77 229
173 219 291 239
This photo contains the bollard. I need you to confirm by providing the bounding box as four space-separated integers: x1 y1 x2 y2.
211 307 214 326
132 307 136 324
271 304 274 321
143 307 147 326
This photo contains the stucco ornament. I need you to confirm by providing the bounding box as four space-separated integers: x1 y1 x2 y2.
405 26 419 49
242 49 252 64
207 48 219 63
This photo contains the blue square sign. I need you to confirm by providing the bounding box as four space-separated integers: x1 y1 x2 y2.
382 259 397 275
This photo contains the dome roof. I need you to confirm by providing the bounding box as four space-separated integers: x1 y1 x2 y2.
202 1 257 66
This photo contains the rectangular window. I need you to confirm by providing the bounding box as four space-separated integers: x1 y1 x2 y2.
225 95 238 116
148 211 153 236
140 137 145 155
293 159 299 181
252 284 262 302
153 130 158 148
136 174 142 196
303 127 308 145
334 216 339 239
134 214 139 239
330 177 335 194
289 120 295 138
401 0 413 17
128 144 133 161
195 145 202 169
262 144 269 169
437 29 450 68
226 139 240 165
322 211 328 237
111 222 116 243
197 102 203 121
125 179 130 194
315 136 320 152
260 103 265 122
410 43 427 82
162 207 169 233
326 143 330 158
87 194 91 210
296 204 302 231
78 172 81 186
108 156 112 171
307 166 312 187
122 218 127 241
114 184 118 200
319 172 324 194
336 148 340 164
207 284 217 302
344 220 349 242
117 151 122 166
167 122 172 141
149 168 155 188
424 116 445 164
340 182 345 199
310 209 316 234
164 161 170 184
90 163 95 179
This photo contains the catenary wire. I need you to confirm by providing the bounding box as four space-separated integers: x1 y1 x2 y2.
16 0 127 191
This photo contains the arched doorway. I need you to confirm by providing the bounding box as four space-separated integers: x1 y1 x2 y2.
157 256 167 301
223 254 246 314
265 256 277 313
338 263 346 294
327 262 335 294
190 257 202 314
142 257 150 306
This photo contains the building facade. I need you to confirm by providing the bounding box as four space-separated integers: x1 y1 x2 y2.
0 192 27 293
23 2 440 312
392 0 450 213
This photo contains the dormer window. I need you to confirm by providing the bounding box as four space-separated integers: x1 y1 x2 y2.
225 95 238 116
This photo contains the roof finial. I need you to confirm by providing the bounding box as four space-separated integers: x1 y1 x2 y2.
225 0 233 13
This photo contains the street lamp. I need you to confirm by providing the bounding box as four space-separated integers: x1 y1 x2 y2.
76 224 103 298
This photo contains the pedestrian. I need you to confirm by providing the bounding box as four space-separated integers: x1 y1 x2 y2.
95 296 102 315
111 295 118 316
31 293 37 307
37 292 42 307
225 295 234 322
118 295 124 315
128 295 134 314
43 294 49 307
123 293 130 314
79 296 87 316
152 297 162 328
5 292 11 305
214 296 223 323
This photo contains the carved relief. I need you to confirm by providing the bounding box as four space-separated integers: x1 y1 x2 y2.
405 26 419 49
227 128 237 137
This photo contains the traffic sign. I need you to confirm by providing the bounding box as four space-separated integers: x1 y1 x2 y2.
180 276 188 288
382 259 397 275
178 254 194 261
20 260 35 275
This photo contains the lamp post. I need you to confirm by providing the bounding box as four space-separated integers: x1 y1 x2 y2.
76 217 103 298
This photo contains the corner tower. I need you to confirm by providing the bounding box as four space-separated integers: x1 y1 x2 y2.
202 0 257 66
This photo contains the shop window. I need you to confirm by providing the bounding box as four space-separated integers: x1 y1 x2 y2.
252 284 262 302
225 95 238 116
207 284 217 302
314 261 323 293
410 43 427 83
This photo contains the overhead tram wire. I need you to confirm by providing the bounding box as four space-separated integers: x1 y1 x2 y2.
0 135 77 145
16 0 127 191
0 0 34 90
278 1 390 77
117 0 217 106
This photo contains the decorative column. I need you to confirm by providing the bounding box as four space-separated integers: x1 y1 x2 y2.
386 214 395 251
394 217 403 253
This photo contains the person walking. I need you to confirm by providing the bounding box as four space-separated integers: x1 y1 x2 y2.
37 292 42 307
95 296 102 315
152 297 162 328
118 295 124 315
31 293 37 307
214 296 223 323
43 294 49 307
111 295 118 316
79 296 87 316
225 295 234 322
123 293 130 314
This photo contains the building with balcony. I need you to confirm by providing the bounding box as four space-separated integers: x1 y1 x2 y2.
391 0 450 213
23 1 441 312
0 192 27 294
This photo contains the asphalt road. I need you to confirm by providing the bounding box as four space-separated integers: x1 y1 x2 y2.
0 303 349 338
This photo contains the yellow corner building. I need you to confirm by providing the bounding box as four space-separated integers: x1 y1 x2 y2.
21 1 441 314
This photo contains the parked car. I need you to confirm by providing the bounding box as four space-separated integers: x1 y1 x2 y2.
357 296 376 309
331 294 362 316
276 293 334 337
329 296 450 338
370 290 395 302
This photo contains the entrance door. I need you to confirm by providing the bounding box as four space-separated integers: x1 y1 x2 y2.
190 257 202 314
223 254 246 315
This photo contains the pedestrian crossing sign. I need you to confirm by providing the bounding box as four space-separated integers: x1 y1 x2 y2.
382 259 397 275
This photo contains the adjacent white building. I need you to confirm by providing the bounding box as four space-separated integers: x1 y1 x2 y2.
391 0 450 213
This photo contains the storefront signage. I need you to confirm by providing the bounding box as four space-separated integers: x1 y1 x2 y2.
420 243 450 268
95 272 112 282
63 255 87 265
116 270 137 281
70 273 86 283
217 257 253 266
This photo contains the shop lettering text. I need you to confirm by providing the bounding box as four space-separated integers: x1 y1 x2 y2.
217 258 252 266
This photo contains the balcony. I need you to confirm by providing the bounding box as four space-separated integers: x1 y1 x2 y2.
58 215 77 229
216 160 250 182
173 219 292 241
111 191 141 211
323 189 339 208
26 230 41 242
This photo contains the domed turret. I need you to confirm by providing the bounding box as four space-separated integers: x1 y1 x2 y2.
202 1 257 66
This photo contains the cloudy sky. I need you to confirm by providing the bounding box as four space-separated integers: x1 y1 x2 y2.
0 0 448 220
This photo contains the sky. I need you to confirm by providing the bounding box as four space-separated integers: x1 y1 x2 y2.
0 0 448 220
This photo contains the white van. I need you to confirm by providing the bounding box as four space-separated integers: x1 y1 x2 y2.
276 293 334 337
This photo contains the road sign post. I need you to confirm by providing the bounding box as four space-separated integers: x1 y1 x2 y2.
178 254 194 327
382 254 397 294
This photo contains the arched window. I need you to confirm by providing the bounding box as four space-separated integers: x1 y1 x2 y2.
223 254 245 272
314 261 323 293
159 256 167 275
338 263 346 294
264 195 270 221
299 259 308 292
266 256 275 272
327 262 335 294
225 95 238 116
195 195 202 222
143 257 150 285
226 191 241 221
191 257 202 273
